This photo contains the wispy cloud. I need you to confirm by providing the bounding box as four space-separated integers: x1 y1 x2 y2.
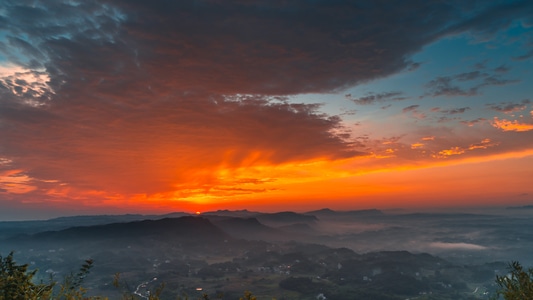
488 99 530 114
434 139 498 158
461 118 487 127
402 105 420 113
425 70 519 98
402 105 426 119
346 91 405 105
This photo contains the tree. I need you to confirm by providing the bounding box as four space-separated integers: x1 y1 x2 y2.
0 252 54 300
0 252 99 300
494 261 533 300
239 291 257 300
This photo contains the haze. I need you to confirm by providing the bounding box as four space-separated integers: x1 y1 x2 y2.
1 208 532 299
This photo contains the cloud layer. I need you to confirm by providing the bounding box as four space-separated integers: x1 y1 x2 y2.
1 0 533 215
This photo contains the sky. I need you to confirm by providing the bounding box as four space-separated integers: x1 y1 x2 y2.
1 0 533 220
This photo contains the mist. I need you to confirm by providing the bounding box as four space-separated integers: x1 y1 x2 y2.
1 207 531 299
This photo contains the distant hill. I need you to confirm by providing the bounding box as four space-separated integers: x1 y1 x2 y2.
0 212 191 239
16 216 230 243
255 211 318 225
277 223 316 235
506 205 533 210
203 209 260 218
212 217 290 241
37 212 191 225
305 208 384 218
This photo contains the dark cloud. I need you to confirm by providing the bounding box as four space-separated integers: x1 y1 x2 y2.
437 116 460 123
488 99 531 113
402 105 420 113
407 62 422 72
474 60 488 70
441 107 471 114
1 0 533 202
494 65 510 73
461 118 487 127
426 76 479 97
1 92 361 194
444 0 533 40
513 49 533 61
425 70 519 97
455 71 484 81
481 76 520 87
346 91 405 105
1 0 532 96
400 104 427 119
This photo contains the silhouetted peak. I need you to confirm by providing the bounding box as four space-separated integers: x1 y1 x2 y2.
305 208 335 215
31 216 228 241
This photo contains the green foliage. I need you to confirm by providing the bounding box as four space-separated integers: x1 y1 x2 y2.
239 291 256 300
0 252 104 300
56 258 95 299
494 261 533 300
0 252 54 300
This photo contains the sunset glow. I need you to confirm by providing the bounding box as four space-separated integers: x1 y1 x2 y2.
1 1 532 220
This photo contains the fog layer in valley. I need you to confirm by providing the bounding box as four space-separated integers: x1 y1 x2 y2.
1 207 531 299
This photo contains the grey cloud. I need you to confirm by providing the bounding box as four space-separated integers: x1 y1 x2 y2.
346 91 405 105
474 60 488 70
1 1 532 96
425 70 519 98
488 99 531 113
441 107 471 114
402 105 419 113
480 76 520 87
426 76 479 97
455 71 484 81
407 62 422 72
513 49 533 61
494 65 510 73
437 116 460 123
461 118 487 126
445 0 533 40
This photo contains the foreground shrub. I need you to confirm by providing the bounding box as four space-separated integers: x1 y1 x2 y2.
494 261 533 300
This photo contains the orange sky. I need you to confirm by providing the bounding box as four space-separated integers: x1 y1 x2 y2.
1 1 533 220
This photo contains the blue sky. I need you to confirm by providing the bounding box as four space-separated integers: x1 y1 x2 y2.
0 0 532 220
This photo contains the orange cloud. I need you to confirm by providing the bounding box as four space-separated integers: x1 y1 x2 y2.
492 117 533 132
438 147 465 157
0 169 36 194
433 138 498 158
411 143 424 149
468 138 498 150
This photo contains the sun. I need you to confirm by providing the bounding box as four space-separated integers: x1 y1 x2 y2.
195 211 201 215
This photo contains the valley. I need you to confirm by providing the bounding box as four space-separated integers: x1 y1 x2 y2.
1 208 531 299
